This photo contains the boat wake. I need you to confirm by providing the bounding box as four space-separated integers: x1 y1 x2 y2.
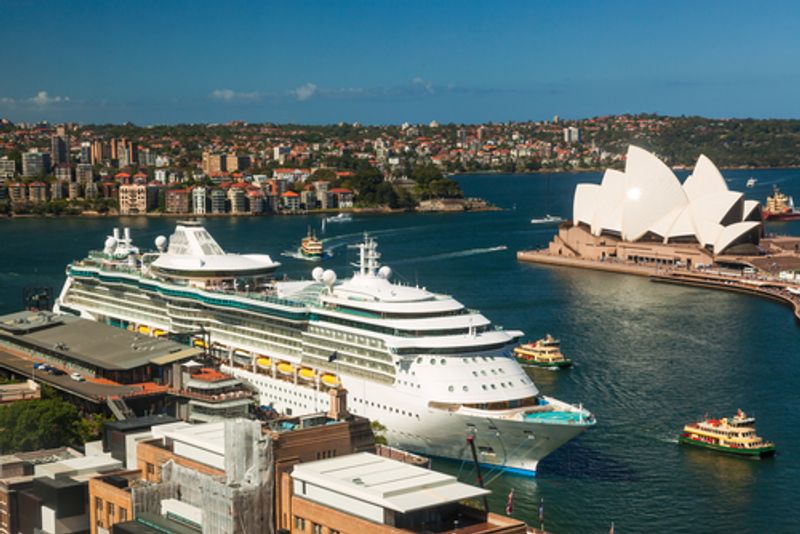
280 250 332 261
393 245 508 265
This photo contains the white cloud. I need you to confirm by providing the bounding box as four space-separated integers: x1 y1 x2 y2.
411 77 435 94
293 83 318 101
210 89 261 102
0 91 70 107
30 91 69 106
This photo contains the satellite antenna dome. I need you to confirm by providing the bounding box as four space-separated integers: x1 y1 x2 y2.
312 267 324 282
104 237 117 252
155 235 168 252
322 269 337 288
378 266 392 279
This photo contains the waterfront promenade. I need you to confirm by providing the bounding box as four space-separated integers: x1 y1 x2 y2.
517 249 800 323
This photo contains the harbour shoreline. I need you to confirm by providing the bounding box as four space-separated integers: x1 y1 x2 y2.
517 249 800 323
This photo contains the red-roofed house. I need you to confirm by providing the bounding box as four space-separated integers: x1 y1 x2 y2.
282 190 300 211
330 187 354 208
114 172 132 185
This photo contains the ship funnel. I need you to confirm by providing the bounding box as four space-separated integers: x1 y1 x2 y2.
113 228 120 240
124 227 131 242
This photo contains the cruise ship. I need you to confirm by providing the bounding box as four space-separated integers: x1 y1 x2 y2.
54 222 595 475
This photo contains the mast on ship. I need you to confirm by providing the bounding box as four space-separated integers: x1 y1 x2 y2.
355 233 381 276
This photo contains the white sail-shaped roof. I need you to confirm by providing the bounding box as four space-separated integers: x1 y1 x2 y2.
570 146 762 254
573 183 601 226
591 169 627 236
715 222 762 254
620 146 688 241
683 154 728 202
743 200 761 221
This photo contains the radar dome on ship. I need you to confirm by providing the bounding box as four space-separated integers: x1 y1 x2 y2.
322 269 337 287
155 235 168 252
378 266 392 279
104 237 117 252
312 267 324 282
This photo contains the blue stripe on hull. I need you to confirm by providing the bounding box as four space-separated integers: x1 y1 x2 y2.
409 450 537 477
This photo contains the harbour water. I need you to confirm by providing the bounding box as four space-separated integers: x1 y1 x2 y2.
1 170 799 533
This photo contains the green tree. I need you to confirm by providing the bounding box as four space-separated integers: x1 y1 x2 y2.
0 398 84 453
370 420 388 446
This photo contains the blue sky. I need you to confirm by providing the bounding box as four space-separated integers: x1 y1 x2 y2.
1 0 798 124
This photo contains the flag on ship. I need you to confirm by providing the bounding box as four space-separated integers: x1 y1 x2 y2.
505 488 514 515
328 351 338 362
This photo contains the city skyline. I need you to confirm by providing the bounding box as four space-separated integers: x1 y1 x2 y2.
1 0 799 124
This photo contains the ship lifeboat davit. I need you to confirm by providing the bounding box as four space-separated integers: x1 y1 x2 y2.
256 357 272 369
298 368 315 381
277 362 294 375
321 373 340 387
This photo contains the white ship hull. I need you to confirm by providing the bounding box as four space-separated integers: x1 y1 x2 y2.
223 364 588 475
54 224 595 476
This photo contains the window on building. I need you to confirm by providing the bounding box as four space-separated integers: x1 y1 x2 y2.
294 516 306 530
95 497 103 513
312 523 323 534
146 463 155 476
120 508 127 522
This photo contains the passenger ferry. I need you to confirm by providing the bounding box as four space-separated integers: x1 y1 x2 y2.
54 222 595 475
679 410 775 458
513 335 572 369
299 228 324 260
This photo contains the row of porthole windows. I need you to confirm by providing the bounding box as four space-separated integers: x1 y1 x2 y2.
447 377 529 393
351 396 419 419
415 355 501 366
472 368 506 377
397 379 421 389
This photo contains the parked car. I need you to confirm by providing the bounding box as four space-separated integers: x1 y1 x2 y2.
70 372 85 382
48 368 66 376
33 363 50 371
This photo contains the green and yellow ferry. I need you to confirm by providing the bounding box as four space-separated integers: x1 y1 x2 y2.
513 334 573 369
679 410 775 458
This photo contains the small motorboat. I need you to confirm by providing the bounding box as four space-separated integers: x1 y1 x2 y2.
530 214 565 225
746 177 757 188
326 213 353 223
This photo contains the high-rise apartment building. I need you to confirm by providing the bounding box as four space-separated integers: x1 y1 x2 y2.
202 151 226 175
0 157 16 179
76 163 93 184
192 186 207 214
50 132 70 165
563 126 582 144
21 150 50 177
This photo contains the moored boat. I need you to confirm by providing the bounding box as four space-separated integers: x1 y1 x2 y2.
679 409 775 458
513 334 572 368
762 185 800 221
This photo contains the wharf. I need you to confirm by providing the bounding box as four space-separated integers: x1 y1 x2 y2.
517 249 800 323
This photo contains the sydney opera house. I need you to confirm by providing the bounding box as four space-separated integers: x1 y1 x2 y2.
547 146 764 268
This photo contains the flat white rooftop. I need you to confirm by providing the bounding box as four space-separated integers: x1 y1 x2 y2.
291 452 489 513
